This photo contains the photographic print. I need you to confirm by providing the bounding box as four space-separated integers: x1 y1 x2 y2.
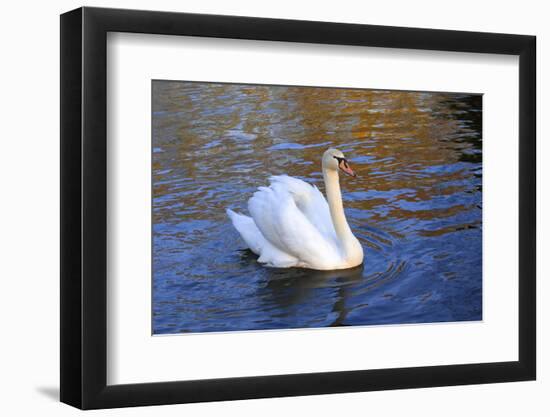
152 80 482 335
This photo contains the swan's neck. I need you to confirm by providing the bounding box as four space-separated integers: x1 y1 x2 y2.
323 169 357 257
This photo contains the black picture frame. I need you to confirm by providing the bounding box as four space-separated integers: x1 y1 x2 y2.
60 6 536 410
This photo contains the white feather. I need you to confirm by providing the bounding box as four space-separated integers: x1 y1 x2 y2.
226 208 298 267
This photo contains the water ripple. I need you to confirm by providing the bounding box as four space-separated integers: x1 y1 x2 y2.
152 81 482 334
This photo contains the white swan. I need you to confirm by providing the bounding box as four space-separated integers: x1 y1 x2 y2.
226 148 364 270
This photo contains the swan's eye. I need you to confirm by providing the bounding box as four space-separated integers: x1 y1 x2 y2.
333 156 347 166
333 156 356 177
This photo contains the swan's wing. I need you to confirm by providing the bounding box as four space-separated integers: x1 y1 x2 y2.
268 175 337 243
248 183 341 269
226 209 298 268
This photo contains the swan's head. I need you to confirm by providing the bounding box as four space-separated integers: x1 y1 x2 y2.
322 148 356 177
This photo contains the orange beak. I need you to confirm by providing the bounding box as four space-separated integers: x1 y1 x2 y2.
338 159 356 177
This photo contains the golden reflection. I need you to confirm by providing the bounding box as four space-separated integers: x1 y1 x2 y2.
152 81 482 237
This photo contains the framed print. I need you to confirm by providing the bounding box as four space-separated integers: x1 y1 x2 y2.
60 6 536 409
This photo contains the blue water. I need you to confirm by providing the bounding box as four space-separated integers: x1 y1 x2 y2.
152 81 482 334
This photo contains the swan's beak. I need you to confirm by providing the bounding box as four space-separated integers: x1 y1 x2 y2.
339 159 356 177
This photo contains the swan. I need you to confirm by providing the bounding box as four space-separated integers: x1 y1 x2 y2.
226 148 364 270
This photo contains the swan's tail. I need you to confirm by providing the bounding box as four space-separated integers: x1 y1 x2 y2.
226 209 264 255
226 208 300 268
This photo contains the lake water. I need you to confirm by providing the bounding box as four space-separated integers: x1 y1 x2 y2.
152 81 482 335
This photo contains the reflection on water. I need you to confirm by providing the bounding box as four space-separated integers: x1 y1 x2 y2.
152 81 482 334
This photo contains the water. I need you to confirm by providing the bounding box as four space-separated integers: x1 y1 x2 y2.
152 81 482 335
